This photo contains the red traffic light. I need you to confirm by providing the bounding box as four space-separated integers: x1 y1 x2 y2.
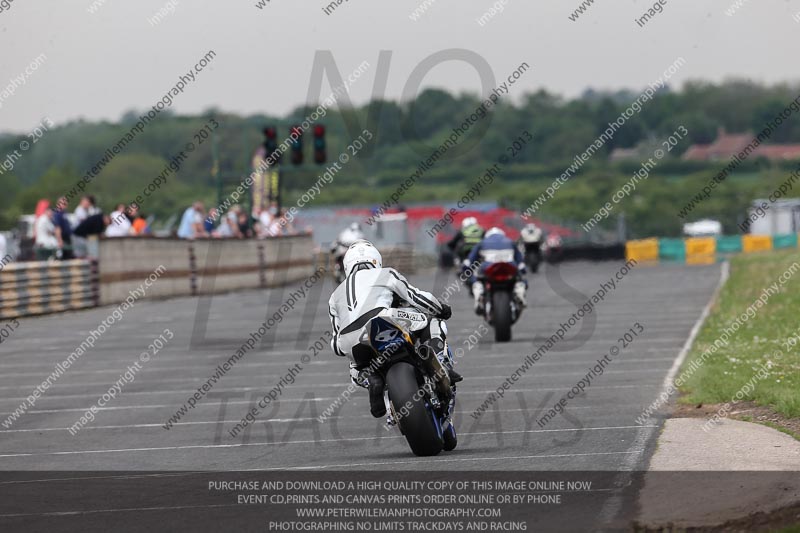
263 127 277 140
313 124 326 164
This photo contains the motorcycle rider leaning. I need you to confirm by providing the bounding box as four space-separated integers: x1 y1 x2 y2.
331 222 365 254
518 222 544 272
328 240 461 418
464 227 528 315
519 222 543 247
446 217 484 263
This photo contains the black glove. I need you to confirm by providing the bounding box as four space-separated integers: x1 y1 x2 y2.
437 304 452 320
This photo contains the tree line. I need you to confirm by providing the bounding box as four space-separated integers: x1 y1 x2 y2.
2 79 800 237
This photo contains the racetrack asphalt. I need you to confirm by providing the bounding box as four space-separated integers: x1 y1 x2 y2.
0 260 722 471
0 260 723 530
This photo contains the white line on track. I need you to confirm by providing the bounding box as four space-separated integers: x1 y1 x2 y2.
0 383 659 411
269 450 646 471
0 344 683 368
0 368 671 392
0 404 652 433
0 357 678 378
596 262 728 526
0 425 656 458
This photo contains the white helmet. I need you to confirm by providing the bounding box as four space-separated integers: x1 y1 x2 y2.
485 227 506 238
461 217 477 229
343 240 382 276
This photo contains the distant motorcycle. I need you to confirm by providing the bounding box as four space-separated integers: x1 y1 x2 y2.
518 224 543 273
475 250 523 342
543 234 564 264
330 243 348 283
355 307 457 456
331 223 366 284
518 240 542 273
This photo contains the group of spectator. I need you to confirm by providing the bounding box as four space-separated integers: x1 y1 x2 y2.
176 201 298 240
32 195 149 260
31 195 301 260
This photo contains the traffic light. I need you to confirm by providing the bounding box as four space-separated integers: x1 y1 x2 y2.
289 125 303 165
263 126 280 165
313 124 326 164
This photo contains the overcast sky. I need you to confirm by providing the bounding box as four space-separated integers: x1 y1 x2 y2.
0 0 798 133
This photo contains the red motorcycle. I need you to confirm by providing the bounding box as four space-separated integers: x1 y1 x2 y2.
478 261 522 342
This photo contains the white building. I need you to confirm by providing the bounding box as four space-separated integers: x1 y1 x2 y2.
748 199 800 235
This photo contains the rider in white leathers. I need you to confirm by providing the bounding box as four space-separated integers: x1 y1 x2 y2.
328 240 459 418
331 223 365 253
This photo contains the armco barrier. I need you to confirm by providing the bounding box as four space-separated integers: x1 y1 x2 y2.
0 259 99 320
625 238 659 264
99 235 316 306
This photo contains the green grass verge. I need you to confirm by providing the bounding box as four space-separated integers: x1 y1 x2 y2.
679 250 800 418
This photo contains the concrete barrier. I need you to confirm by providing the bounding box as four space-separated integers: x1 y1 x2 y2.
742 234 773 254
99 235 317 305
1 234 346 317
685 237 716 265
625 238 659 264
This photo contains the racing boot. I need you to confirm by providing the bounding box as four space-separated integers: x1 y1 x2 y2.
367 373 386 418
472 282 484 316
436 342 462 384
514 280 528 308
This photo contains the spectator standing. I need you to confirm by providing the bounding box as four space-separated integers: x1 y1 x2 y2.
0 232 7 260
129 205 148 236
72 195 100 257
205 208 218 235
177 202 208 239
254 207 272 238
33 199 50 254
228 207 243 238
52 197 74 260
106 203 132 237
34 207 58 260
216 217 232 238
277 208 297 235
217 206 242 238
131 214 148 235
74 195 100 224
74 213 110 236
266 210 285 237
237 210 253 238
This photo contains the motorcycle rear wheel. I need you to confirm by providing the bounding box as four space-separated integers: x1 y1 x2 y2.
387 362 443 457
442 423 458 451
492 291 513 342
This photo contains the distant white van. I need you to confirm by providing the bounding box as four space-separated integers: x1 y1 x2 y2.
683 219 722 237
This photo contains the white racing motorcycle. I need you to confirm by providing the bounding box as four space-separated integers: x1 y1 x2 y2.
352 307 458 456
